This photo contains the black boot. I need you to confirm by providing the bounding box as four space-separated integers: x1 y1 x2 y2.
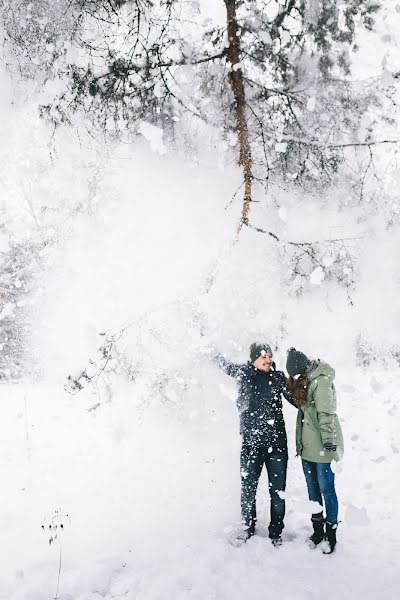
309 520 325 547
270 536 282 548
323 523 337 554
232 526 254 547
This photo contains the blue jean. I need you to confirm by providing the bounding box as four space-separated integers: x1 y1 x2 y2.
301 459 338 525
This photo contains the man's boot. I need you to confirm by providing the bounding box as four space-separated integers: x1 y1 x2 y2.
323 523 337 554
232 526 254 547
270 536 282 548
309 519 325 547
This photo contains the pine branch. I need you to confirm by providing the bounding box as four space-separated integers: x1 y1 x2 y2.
92 50 226 82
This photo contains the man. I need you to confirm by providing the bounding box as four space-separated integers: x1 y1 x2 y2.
215 343 295 546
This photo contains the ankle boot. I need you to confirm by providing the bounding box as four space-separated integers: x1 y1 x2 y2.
323 523 337 554
231 527 254 547
309 520 325 546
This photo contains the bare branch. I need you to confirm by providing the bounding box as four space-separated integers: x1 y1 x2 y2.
263 132 400 150
245 222 365 246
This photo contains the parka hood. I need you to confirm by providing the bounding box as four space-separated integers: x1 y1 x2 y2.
308 360 335 382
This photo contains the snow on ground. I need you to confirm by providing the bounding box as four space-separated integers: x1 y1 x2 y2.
1 363 399 600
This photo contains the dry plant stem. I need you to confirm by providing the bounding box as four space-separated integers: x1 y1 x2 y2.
224 0 253 235
54 546 62 600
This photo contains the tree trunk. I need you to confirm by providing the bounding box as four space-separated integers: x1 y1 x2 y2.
224 0 252 235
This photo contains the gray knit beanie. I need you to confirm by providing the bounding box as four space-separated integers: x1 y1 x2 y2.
250 343 272 363
286 347 310 376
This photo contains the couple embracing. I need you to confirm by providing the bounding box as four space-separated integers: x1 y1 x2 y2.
214 343 344 554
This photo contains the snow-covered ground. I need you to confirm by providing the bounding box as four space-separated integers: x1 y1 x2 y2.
2 363 399 600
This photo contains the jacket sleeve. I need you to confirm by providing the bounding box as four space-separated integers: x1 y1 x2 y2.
214 354 243 379
313 376 336 444
277 371 297 407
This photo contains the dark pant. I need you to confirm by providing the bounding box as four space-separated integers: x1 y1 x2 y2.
301 459 339 525
240 444 288 538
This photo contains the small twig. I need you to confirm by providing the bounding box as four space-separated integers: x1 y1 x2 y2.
54 546 62 599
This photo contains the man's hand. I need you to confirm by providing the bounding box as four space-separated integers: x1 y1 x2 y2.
197 338 216 358
323 442 337 452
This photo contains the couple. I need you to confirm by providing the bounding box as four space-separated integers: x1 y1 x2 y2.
214 343 343 554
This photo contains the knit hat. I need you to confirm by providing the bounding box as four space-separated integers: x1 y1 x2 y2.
250 343 272 363
286 347 310 376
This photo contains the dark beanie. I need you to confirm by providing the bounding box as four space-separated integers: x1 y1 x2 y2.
250 343 272 363
286 347 310 376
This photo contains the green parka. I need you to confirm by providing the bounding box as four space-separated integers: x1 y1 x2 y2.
296 361 344 463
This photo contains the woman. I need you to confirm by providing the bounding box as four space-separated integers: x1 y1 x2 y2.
286 347 344 554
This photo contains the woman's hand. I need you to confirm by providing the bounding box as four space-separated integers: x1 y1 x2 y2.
323 442 337 452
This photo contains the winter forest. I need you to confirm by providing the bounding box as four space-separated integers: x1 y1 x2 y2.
1 0 400 598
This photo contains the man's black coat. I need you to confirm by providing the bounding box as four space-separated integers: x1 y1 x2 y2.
216 356 295 450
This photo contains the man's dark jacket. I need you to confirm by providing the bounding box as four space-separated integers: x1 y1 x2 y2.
216 355 295 450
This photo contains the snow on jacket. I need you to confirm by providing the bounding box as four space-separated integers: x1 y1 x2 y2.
295 360 344 463
216 355 295 449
